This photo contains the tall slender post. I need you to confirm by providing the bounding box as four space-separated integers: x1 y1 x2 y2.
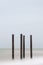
20 34 22 59
12 34 14 59
30 35 32 58
23 35 25 58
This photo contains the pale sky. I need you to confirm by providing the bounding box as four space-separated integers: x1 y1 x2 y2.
0 0 43 49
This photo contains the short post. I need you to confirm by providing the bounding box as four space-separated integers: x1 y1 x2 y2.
23 35 25 58
12 34 14 59
20 34 23 59
30 35 32 58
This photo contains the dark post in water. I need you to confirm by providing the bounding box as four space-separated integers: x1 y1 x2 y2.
20 34 23 59
23 35 25 58
30 35 32 58
12 34 14 59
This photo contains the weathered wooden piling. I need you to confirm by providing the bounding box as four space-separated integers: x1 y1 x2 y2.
20 34 23 59
12 34 14 59
30 35 32 58
23 35 25 58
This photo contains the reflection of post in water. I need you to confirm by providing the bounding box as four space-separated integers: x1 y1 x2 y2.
30 35 32 58
23 35 25 58
12 34 14 59
20 34 23 59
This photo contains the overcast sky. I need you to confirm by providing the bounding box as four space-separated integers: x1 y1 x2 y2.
0 0 43 49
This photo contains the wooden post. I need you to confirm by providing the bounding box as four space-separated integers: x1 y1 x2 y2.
20 34 22 59
12 34 14 59
23 35 25 58
30 35 32 58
